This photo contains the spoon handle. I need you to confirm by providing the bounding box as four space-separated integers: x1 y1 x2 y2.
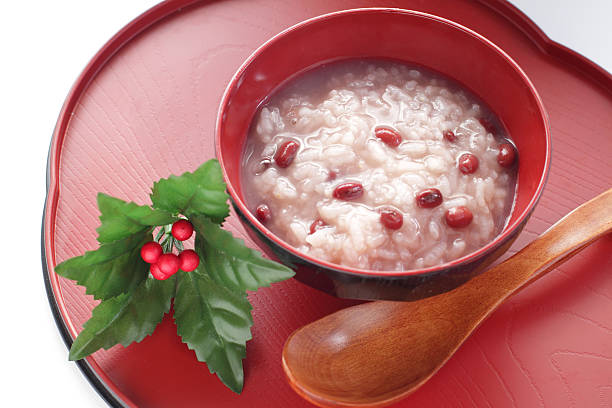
466 188 612 313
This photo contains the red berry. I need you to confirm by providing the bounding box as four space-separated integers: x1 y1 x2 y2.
309 218 327 234
275 140 300 168
374 126 402 147
416 188 443 208
458 153 479 174
150 263 171 280
497 143 516 167
443 130 456 142
157 253 180 276
179 249 200 272
171 219 194 241
380 209 403 230
256 204 271 223
445 206 473 228
328 170 338 181
479 117 496 134
333 182 364 201
140 241 162 264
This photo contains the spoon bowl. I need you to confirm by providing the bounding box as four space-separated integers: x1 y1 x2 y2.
283 188 612 407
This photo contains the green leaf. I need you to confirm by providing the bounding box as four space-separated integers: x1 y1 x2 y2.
69 275 175 361
56 231 151 300
150 160 229 222
174 269 252 393
96 193 178 243
174 216 293 393
191 215 294 293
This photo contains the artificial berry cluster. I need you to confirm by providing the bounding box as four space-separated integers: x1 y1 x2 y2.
140 219 200 280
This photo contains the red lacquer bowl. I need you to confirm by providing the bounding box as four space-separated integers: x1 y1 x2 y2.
216 8 551 300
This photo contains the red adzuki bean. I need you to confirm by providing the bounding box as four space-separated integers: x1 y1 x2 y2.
380 209 403 230
309 218 327 234
458 153 479 174
274 140 300 168
443 130 457 142
255 204 271 223
374 126 402 147
415 188 443 208
497 143 516 167
445 206 473 228
333 183 364 201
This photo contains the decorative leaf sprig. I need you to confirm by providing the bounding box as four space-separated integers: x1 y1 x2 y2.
55 159 294 393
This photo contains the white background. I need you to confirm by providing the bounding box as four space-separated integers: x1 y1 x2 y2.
0 1 610 407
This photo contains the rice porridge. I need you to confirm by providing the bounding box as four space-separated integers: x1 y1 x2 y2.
242 59 517 271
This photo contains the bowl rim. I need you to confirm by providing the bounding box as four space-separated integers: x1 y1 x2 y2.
215 7 551 278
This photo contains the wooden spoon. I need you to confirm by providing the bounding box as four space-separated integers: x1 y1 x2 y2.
282 188 612 408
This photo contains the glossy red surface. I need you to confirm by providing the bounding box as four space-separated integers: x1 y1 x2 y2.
217 8 550 280
43 0 612 407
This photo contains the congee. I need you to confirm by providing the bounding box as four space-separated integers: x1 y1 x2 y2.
242 59 517 271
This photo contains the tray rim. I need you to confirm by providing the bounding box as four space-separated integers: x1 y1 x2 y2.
40 0 612 407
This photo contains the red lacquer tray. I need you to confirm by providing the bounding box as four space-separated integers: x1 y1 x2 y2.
43 0 612 407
